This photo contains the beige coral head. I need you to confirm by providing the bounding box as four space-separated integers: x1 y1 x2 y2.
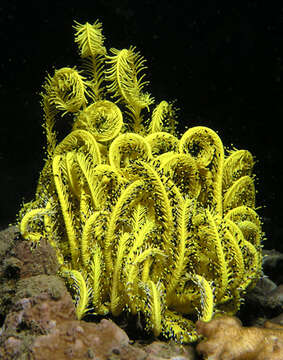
196 315 242 339
196 315 283 360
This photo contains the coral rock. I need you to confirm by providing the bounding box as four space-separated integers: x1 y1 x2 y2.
0 283 76 359
13 274 68 305
143 340 196 359
0 225 18 258
14 237 60 278
31 319 144 360
196 315 283 360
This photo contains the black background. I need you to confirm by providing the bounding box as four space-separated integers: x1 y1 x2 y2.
0 1 282 251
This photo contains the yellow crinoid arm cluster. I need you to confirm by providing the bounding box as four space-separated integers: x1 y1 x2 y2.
19 20 263 343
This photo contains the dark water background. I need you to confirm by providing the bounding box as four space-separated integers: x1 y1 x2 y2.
0 1 282 252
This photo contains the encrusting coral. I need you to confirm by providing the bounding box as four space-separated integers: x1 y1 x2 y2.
196 316 283 360
18 20 263 342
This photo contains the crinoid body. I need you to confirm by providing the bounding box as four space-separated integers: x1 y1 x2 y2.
19 20 263 343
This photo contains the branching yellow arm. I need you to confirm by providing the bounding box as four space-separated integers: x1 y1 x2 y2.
52 155 79 267
20 208 48 243
192 274 214 322
64 269 90 320
104 180 144 271
110 232 130 316
144 280 163 337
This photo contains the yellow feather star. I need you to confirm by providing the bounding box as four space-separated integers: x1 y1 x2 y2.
19 20 263 343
